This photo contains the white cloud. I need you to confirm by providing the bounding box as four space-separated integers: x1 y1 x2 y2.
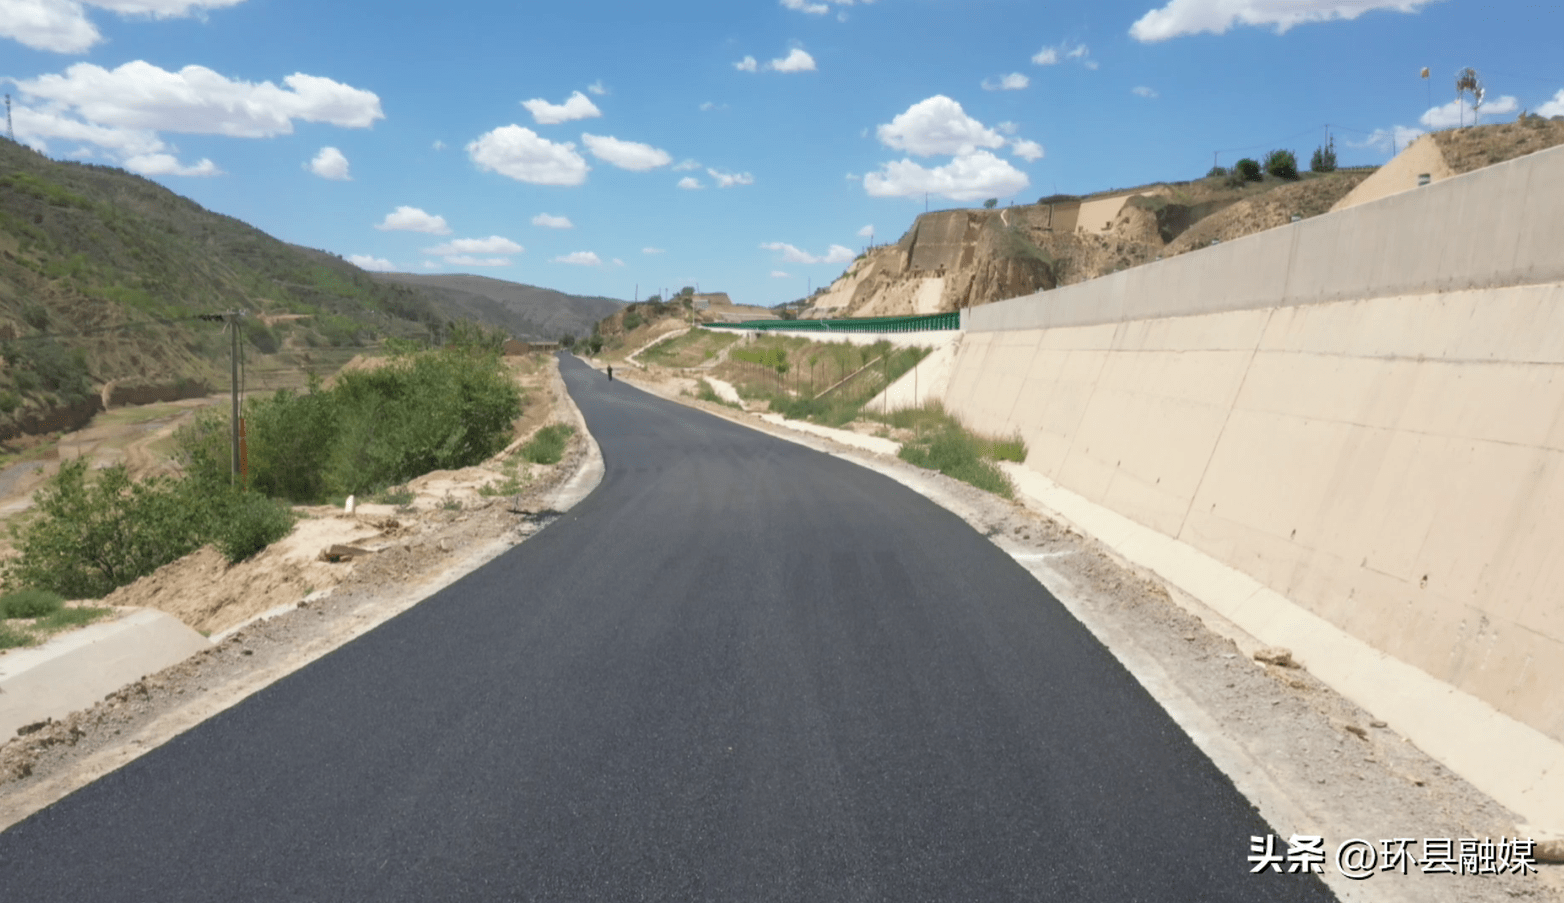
1350 125 1425 156
982 73 1030 91
307 146 350 180
581 133 672 171
642 247 665 254
376 206 451 234
707 168 754 188
769 48 817 73
1539 90 1564 118
16 62 382 137
672 158 701 171
467 125 589 186
10 102 166 156
876 95 1005 157
781 0 828 13
432 139 446 150
612 258 624 267
531 213 573 229
348 254 397 272
554 251 603 266
586 80 608 96
1132 86 1159 98
760 242 854 265
1130 0 1443 41
1032 42 1092 66
424 236 524 256
123 152 220 176
771 270 792 278
864 150 1029 202
1419 94 1520 129
1010 138 1044 162
0 0 245 54
677 176 703 189
443 256 510 268
734 55 759 73
995 120 1019 135
520 90 602 125
857 224 874 237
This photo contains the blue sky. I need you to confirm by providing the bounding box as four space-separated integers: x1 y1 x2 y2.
3 0 1562 310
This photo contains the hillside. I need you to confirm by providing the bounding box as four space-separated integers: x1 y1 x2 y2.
806 119 1564 320
368 272 622 341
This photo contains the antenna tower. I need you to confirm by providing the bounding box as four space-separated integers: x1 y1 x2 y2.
4 94 12 142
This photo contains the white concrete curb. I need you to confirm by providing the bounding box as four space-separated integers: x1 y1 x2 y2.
0 610 211 740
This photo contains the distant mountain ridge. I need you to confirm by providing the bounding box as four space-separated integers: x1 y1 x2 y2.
368 272 623 341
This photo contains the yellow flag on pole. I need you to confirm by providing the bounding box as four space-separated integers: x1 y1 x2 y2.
1421 67 1430 78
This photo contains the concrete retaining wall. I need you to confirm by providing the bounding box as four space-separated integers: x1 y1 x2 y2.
941 144 1564 788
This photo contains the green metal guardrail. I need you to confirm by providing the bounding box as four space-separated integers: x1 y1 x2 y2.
705 312 959 333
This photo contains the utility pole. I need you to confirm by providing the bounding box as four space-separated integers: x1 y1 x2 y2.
200 311 244 485
4 94 12 143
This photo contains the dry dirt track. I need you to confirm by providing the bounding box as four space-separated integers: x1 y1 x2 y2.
0 354 1338 902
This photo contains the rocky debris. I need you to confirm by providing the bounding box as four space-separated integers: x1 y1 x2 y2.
319 545 373 563
1253 646 1297 667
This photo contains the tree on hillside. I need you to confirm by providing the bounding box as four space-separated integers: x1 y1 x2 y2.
1310 140 1337 173
1233 158 1263 183
1264 149 1299 180
983 198 998 209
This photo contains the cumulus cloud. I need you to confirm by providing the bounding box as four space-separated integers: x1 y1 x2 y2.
864 150 1029 202
443 256 510 268
1420 95 1519 129
672 158 701 171
857 224 874 237
531 213 573 229
760 242 854 265
876 95 1005 157
1010 138 1044 162
781 0 828 12
734 56 759 73
521 91 602 125
769 48 817 73
995 120 1019 135
376 206 451 234
677 176 703 189
642 247 665 254
553 251 603 266
707 168 754 188
1132 86 1159 98
982 73 1030 91
586 80 608 96
1130 0 1443 41
124 152 220 176
581 133 672 171
9 102 166 156
1 0 245 54
432 139 446 150
424 236 524 256
1539 90 1564 118
307 146 350 180
16 62 382 137
771 270 792 278
467 125 589 186
348 254 397 272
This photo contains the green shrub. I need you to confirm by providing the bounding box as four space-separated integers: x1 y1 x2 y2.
1233 158 1263 182
1264 149 1299 180
521 424 574 465
0 588 64 619
1206 165 1228 178
622 312 643 332
899 428 1014 498
372 485 414 505
209 491 296 563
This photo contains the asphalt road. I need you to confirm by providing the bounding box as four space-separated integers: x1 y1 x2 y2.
0 354 1333 901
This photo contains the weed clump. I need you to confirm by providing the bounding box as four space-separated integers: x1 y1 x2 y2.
521 424 574 465
879 402 1026 499
0 588 64 619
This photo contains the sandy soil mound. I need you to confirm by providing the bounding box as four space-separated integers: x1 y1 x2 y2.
1165 173 1371 255
1434 116 1564 175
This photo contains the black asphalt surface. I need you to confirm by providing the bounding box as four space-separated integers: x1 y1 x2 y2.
0 354 1333 901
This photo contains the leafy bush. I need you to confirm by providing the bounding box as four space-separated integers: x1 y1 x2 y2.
1206 165 1229 178
208 491 296 563
1265 149 1299 180
521 424 574 465
622 312 643 332
0 622 30 650
1233 158 1263 182
899 427 1014 498
0 588 64 619
1310 143 1337 173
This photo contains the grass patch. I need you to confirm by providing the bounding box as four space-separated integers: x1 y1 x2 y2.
717 337 930 428
0 621 31 650
694 379 739 408
371 485 414 505
886 402 1027 499
520 424 574 465
0 588 64 619
33 605 112 631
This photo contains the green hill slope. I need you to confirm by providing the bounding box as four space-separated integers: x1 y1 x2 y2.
368 272 623 342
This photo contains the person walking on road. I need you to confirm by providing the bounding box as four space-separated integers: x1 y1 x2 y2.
607 364 613 382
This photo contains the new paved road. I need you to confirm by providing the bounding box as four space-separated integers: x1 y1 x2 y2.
0 354 1333 901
